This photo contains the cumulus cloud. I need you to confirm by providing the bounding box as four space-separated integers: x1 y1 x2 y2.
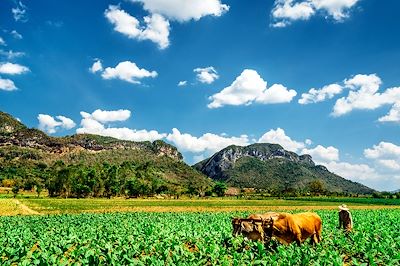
77 109 165 142
271 0 360 27
84 109 131 123
256 83 297 104
258 128 306 152
271 0 315 27
131 0 229 22
95 60 157 84
194 67 219 84
364 142 400 160
105 5 170 49
89 59 103 73
332 74 400 117
324 161 379 181
166 128 249 154
0 78 17 91
379 103 400 123
12 1 28 22
299 83 343 104
0 62 29 75
302 145 339 163
178 80 187 86
208 69 296 108
311 0 359 20
37 114 76 134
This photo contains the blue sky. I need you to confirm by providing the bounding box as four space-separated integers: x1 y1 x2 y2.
0 0 400 191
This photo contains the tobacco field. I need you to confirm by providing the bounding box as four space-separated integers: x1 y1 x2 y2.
1 209 399 265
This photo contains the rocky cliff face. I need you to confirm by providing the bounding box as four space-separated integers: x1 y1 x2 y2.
0 111 182 161
194 143 374 194
195 143 314 179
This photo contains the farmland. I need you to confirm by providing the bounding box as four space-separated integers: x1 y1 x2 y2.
1 208 400 265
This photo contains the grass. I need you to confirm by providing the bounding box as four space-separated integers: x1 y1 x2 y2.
0 197 396 215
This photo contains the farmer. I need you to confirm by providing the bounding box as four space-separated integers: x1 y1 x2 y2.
338 204 353 232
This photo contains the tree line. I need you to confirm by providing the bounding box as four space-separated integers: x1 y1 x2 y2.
0 160 224 198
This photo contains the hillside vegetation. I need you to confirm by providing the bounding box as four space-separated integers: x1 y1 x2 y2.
194 143 374 195
0 111 211 198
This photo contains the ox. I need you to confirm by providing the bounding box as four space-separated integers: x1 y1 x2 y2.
232 212 279 241
262 212 322 246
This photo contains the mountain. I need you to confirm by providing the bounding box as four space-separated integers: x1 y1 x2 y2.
0 111 211 197
194 143 374 194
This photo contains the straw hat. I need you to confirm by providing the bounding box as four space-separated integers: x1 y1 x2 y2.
338 204 349 211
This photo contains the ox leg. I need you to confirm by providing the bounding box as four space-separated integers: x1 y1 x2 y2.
295 234 302 246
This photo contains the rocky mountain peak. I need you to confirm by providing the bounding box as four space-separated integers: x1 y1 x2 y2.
195 143 315 179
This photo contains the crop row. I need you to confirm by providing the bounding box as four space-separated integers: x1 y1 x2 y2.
1 210 399 265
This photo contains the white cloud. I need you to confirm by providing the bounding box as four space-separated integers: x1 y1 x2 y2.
256 83 297 104
311 0 359 20
0 50 25 59
379 103 400 123
0 37 5 46
363 141 400 175
131 0 229 22
0 78 17 91
100 60 157 84
12 1 28 22
377 160 400 171
37 114 76 134
332 74 400 117
178 80 187 86
299 83 343 104
208 69 296 108
87 109 131 123
105 5 170 49
90 60 103 73
77 109 165 142
364 141 400 160
302 145 339 163
258 128 306 152
271 0 315 27
11 30 23 39
0 62 29 75
166 128 249 154
271 0 360 27
324 161 379 181
194 66 219 84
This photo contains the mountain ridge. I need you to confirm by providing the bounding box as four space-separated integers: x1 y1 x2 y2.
0 111 211 197
194 143 374 194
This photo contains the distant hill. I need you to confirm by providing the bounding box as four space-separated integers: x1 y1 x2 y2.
0 111 211 197
194 143 374 194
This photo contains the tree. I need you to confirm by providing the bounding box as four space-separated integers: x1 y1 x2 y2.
213 182 227 197
36 184 43 198
308 180 325 195
12 185 19 198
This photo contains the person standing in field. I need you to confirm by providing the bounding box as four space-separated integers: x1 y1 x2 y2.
338 204 353 232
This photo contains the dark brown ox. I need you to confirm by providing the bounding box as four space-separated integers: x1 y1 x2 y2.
232 212 280 241
262 212 322 246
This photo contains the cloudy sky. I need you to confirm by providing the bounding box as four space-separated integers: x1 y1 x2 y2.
1 0 399 191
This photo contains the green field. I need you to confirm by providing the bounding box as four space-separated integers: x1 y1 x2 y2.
1 209 400 265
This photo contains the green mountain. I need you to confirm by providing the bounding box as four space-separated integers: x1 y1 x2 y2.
0 111 211 197
194 143 374 194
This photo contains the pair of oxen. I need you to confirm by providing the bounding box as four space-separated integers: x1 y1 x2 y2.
232 212 322 246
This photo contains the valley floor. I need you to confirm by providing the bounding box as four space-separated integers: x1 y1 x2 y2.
1 197 400 215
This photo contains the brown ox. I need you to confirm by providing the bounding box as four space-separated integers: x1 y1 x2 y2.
232 212 280 241
262 212 322 246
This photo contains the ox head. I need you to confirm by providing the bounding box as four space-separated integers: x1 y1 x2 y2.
262 217 274 240
232 217 242 237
